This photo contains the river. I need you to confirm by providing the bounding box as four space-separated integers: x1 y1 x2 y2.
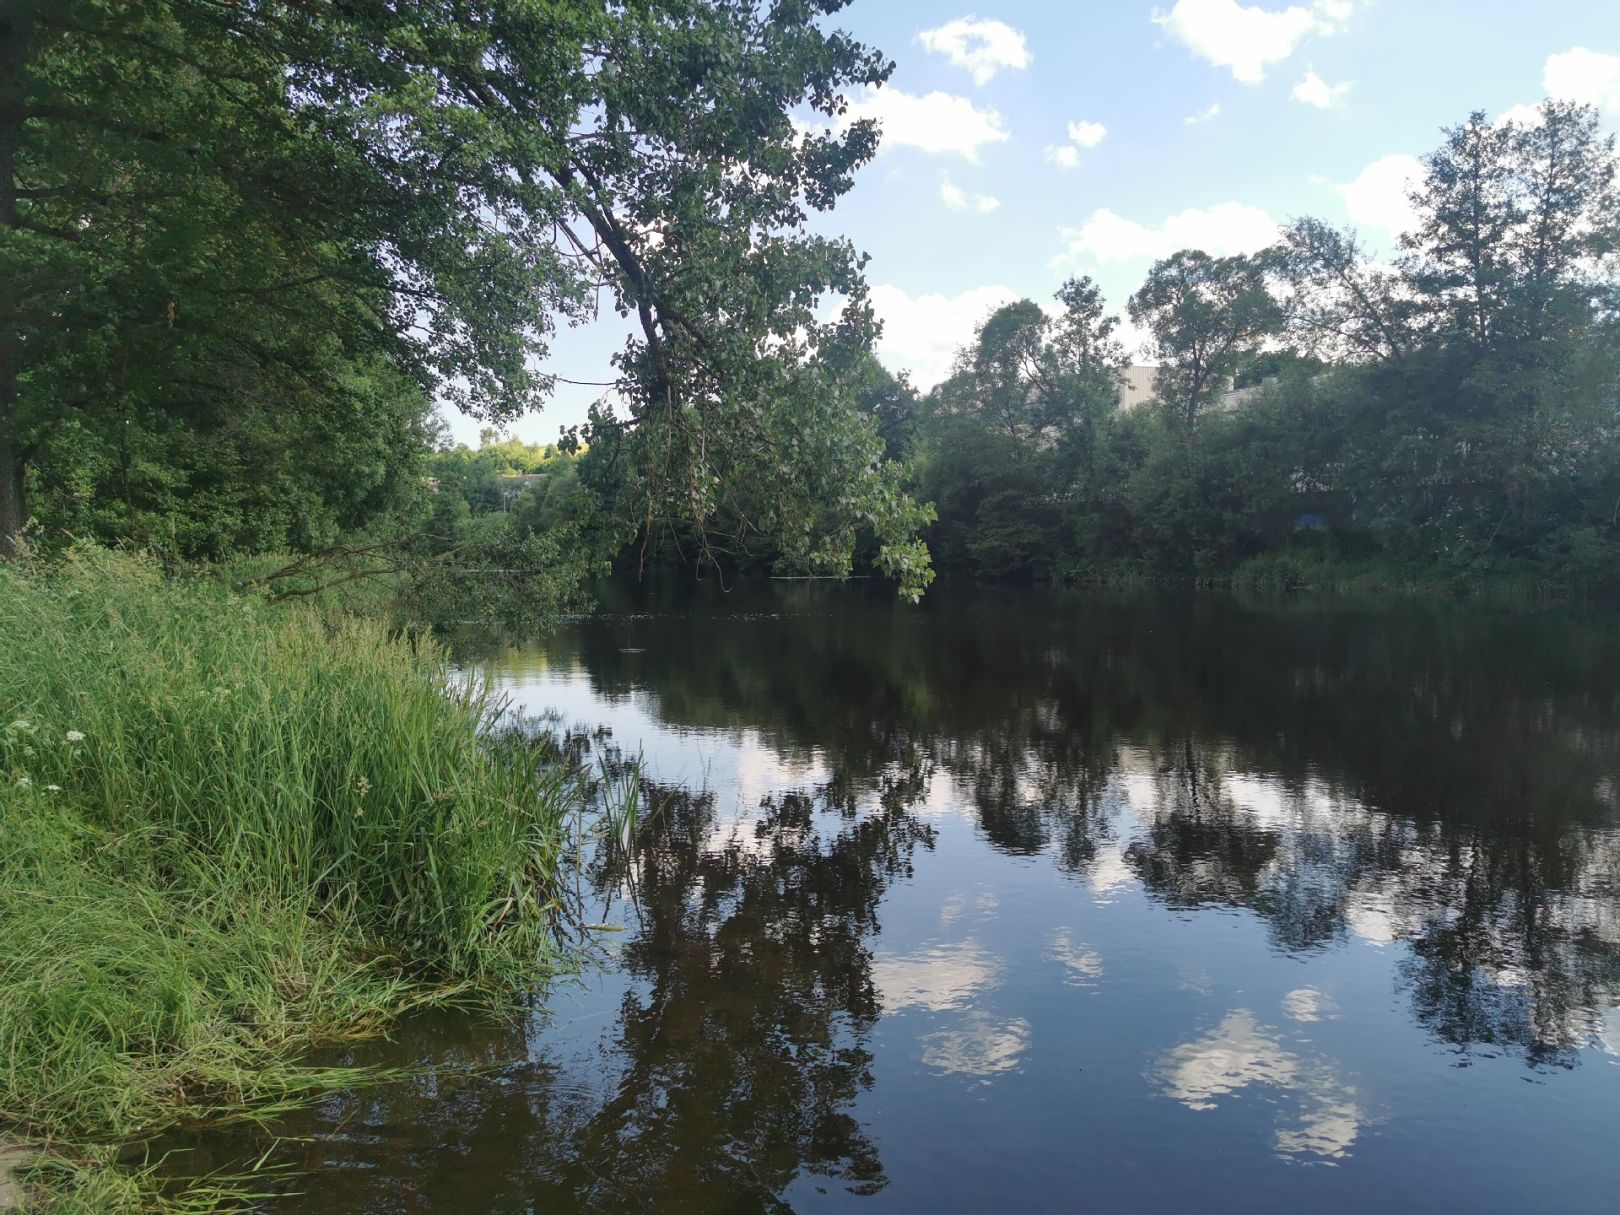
194 580 1620 1213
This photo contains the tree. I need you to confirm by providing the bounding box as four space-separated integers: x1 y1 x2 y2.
1401 102 1618 526
845 354 920 463
1403 111 1522 353
1258 101 1620 579
1128 250 1282 430
27 357 436 558
903 102 1619 590
961 299 1055 444
914 279 1131 580
929 278 1127 450
1271 217 1414 364
2 1 934 595
1399 102 1618 356
1052 277 1129 389
2 1 568 553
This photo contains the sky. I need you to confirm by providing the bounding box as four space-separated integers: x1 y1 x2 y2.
444 0 1620 447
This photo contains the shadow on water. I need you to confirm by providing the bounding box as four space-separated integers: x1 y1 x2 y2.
170 580 1620 1212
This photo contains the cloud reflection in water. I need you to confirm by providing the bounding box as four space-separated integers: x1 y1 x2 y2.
1155 1010 1364 1162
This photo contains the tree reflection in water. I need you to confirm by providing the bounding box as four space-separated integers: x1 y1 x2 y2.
525 581 1620 1068
556 778 934 1207
173 583 1620 1207
182 771 936 1213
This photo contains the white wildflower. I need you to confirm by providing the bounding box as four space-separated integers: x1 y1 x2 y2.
45 784 63 793
65 730 86 744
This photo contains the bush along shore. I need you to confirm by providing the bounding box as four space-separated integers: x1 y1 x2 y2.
0 548 584 1212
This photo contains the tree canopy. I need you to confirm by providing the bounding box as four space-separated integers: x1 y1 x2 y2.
910 99 1619 593
1 0 933 596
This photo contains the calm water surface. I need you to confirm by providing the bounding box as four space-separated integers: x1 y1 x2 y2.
221 583 1620 1212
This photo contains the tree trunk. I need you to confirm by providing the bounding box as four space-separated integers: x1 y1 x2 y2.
0 429 24 558
0 5 34 557
0 4 33 230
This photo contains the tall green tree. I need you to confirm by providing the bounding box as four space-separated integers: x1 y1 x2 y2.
1401 101 1618 532
1 0 933 594
1268 100 1620 575
1271 217 1414 364
1128 250 1282 430
916 278 1129 579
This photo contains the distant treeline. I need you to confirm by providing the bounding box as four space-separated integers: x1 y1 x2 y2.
901 99 1619 594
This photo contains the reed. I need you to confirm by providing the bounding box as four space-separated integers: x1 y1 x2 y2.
0 547 581 1210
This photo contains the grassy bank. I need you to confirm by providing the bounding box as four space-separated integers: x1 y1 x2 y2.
0 549 579 1211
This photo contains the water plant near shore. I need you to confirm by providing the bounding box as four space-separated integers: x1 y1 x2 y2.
0 548 585 1211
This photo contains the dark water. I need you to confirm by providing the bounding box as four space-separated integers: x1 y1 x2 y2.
201 583 1620 1212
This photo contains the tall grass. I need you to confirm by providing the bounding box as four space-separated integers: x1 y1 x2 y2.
0 547 580 1210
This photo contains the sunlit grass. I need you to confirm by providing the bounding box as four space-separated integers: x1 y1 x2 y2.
0 547 582 1210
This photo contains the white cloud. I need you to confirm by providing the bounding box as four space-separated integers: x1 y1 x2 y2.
1155 1009 1364 1161
939 174 1001 214
1282 986 1339 1023
1154 0 1355 84
1047 931 1104 986
1067 119 1108 148
1293 69 1353 108
919 17 1032 86
1495 102 1544 129
870 283 1020 388
1056 202 1280 265
840 86 1009 163
1044 119 1107 170
1333 152 1423 238
1495 48 1620 132
1185 102 1223 125
1544 47 1620 116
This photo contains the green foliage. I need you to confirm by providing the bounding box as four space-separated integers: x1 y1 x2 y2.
916 277 1127 581
424 436 576 519
26 359 436 561
401 516 603 635
2 0 933 598
1128 250 1282 430
915 100 1620 595
0 548 586 1208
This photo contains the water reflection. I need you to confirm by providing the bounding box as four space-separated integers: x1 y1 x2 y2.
873 940 1002 1013
499 582 1620 1070
1154 1009 1365 1162
197 780 933 1212
551 783 935 1206
919 1012 1032 1079
1282 987 1338 1023
1045 930 1104 987
190 582 1620 1212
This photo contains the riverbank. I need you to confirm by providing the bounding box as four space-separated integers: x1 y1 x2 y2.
0 549 580 1212
1038 549 1605 601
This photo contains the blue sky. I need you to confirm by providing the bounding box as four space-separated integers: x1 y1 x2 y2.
447 0 1620 446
